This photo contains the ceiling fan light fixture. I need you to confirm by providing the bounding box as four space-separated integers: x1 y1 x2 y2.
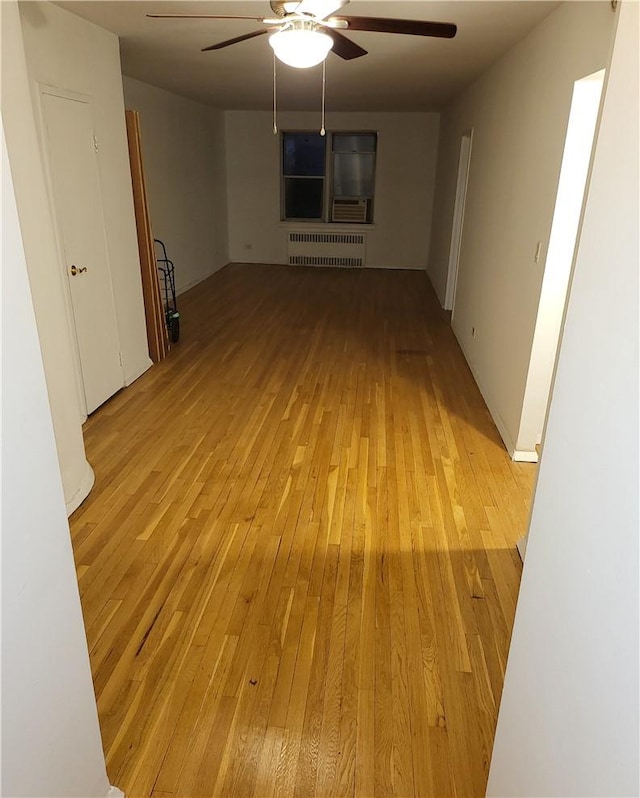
269 21 333 68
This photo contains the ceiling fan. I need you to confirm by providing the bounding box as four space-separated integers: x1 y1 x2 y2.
147 0 457 69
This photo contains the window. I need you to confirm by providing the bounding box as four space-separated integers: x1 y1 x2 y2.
331 133 376 224
281 131 377 224
282 132 326 220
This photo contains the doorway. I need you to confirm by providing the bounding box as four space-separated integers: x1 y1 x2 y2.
517 69 606 459
445 129 473 314
40 87 124 415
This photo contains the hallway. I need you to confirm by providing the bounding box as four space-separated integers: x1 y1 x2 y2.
70 263 535 797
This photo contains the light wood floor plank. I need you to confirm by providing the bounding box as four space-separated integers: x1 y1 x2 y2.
71 263 535 797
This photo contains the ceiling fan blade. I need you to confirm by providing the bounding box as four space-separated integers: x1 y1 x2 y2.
295 0 349 20
325 29 367 60
334 16 457 39
201 28 274 52
147 14 276 22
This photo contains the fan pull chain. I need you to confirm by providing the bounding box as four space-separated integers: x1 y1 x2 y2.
273 52 278 134
320 58 326 136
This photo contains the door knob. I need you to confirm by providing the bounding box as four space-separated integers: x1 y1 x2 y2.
70 265 87 276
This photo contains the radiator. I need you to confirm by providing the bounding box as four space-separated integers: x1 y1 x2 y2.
287 231 366 268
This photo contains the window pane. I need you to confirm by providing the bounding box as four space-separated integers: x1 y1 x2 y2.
333 133 377 153
285 178 324 219
333 153 375 198
283 133 326 176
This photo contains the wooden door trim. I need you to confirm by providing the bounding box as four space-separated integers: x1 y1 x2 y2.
125 109 168 364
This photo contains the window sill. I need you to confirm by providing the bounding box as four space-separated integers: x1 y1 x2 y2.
278 221 377 230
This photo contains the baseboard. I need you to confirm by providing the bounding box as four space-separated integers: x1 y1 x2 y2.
124 356 153 387
65 460 95 516
107 786 125 798
176 261 230 297
516 535 528 561
512 449 539 463
231 260 426 272
453 331 538 464
365 263 426 271
453 332 515 453
425 265 446 309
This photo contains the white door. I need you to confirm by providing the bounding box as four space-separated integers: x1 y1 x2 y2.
41 91 123 414
445 130 473 315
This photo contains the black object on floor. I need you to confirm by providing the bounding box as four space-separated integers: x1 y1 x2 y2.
154 238 180 343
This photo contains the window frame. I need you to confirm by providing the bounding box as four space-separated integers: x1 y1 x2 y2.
280 130 327 222
280 129 377 225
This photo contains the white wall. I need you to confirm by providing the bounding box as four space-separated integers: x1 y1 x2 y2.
1 0 94 513
518 71 604 452
225 110 440 269
19 1 152 387
488 2 639 794
427 2 615 458
1 123 111 798
122 76 229 295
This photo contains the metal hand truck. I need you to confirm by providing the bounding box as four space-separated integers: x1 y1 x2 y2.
154 239 180 344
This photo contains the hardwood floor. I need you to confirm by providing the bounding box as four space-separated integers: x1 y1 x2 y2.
70 264 535 798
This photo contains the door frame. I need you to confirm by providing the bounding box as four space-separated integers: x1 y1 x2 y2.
445 129 473 316
36 82 123 417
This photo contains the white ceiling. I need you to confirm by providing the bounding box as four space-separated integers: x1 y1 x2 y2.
55 1 560 111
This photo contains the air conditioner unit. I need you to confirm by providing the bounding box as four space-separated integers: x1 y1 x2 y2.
332 198 369 224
